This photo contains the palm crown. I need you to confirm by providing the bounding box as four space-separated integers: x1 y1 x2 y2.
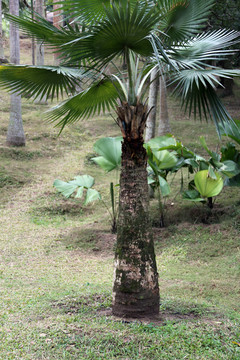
0 0 239 135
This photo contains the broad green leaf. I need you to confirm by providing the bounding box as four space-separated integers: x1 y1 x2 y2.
70 174 95 188
194 170 223 198
153 149 178 170
53 179 77 198
84 188 101 205
158 175 170 197
182 189 204 202
93 137 122 172
200 136 214 157
184 158 199 169
208 166 217 180
148 177 155 185
75 186 84 198
225 174 240 187
200 136 220 162
146 135 176 150
92 156 117 172
220 143 239 163
219 161 240 178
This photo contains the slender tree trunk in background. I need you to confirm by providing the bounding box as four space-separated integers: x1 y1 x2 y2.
0 0 4 60
113 102 159 317
35 0 44 66
157 75 171 136
7 0 25 147
35 0 47 104
53 0 63 65
31 0 35 65
145 68 159 142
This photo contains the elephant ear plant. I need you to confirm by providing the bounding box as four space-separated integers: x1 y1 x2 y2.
92 137 122 233
0 0 240 317
145 135 178 227
220 119 240 187
53 174 101 205
183 169 224 209
182 135 240 208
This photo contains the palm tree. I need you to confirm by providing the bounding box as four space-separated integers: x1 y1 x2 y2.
0 0 239 317
34 0 48 104
7 0 25 146
145 67 159 142
158 74 170 136
0 0 4 60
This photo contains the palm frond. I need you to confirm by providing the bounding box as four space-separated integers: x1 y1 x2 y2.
53 0 111 23
47 79 120 132
60 1 160 66
54 0 157 24
172 68 240 133
6 12 80 50
158 0 215 42
172 30 240 67
0 65 85 100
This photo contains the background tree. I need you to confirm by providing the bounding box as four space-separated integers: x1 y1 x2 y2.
0 0 4 60
6 0 25 146
208 0 240 96
158 74 170 135
145 67 159 142
0 0 239 317
146 70 171 141
34 0 48 104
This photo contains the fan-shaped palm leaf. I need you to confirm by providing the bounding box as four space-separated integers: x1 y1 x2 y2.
171 68 240 132
0 65 84 100
158 0 214 42
55 0 156 23
47 79 120 131
6 12 78 49
172 30 240 67
60 1 160 67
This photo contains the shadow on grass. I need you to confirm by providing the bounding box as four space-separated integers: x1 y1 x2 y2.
51 294 220 326
59 227 116 252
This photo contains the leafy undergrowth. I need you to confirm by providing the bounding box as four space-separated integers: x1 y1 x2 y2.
0 44 240 359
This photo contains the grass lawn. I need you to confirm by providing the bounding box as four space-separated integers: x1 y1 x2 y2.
0 39 240 359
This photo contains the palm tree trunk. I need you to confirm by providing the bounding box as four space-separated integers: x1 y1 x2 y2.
34 0 47 104
31 0 35 65
113 102 159 317
35 0 45 67
7 0 25 147
157 75 171 136
145 68 159 142
0 0 4 60
53 0 63 65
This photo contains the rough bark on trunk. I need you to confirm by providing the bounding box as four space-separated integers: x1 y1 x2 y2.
145 68 159 142
112 102 159 317
7 0 25 147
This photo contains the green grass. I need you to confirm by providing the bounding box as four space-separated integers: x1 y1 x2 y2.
0 40 240 359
